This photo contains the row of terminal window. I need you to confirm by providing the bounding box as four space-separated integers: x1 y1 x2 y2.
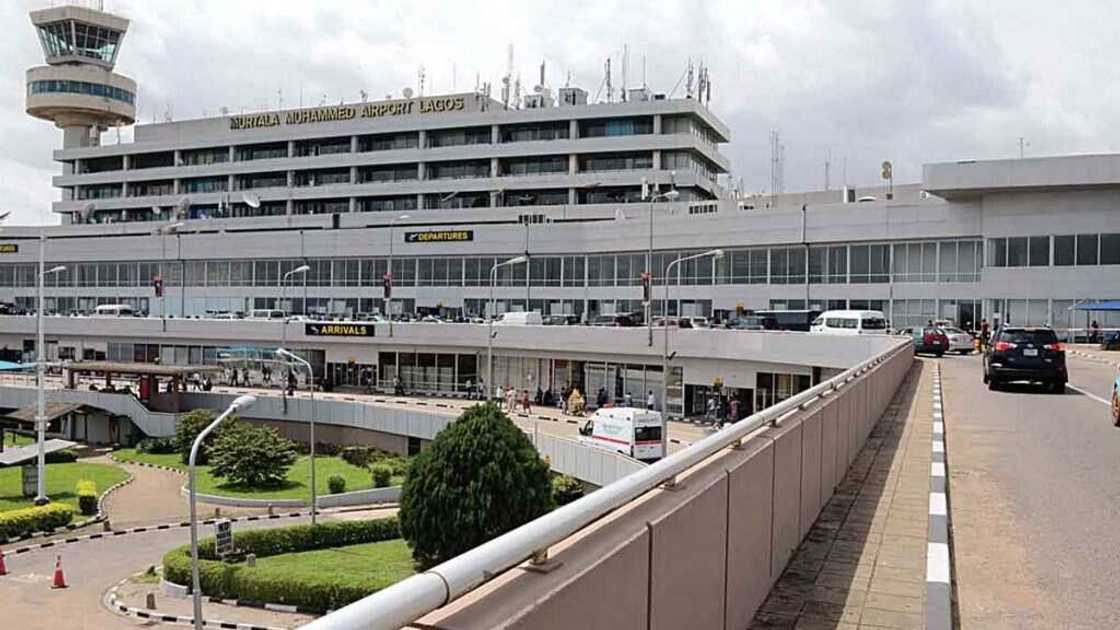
987 234 1120 267
28 80 134 105
72 115 716 174
0 239 985 290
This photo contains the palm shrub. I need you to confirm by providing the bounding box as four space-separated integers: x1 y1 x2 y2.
399 403 553 569
208 422 298 488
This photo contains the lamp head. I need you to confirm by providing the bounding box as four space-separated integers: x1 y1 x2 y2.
276 347 294 359
292 264 310 274
47 265 66 274
663 189 680 201
711 249 725 260
232 394 257 410
505 255 528 266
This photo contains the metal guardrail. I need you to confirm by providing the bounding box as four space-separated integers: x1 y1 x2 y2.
301 338 911 630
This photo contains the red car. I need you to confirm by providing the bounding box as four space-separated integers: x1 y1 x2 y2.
906 326 949 357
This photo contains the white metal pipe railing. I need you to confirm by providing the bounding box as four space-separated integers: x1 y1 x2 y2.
302 339 911 630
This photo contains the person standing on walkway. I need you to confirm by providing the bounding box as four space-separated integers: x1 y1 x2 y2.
730 398 740 424
496 385 504 408
980 319 990 350
624 391 633 407
647 390 656 410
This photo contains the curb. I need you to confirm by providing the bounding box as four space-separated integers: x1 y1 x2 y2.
926 363 954 630
2 510 313 557
0 470 135 546
105 577 285 630
111 455 188 476
1068 349 1120 368
160 576 325 615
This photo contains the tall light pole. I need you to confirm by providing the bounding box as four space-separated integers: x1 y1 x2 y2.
188 395 256 630
643 174 679 346
35 230 66 505
277 348 317 525
152 222 184 329
488 255 527 400
387 214 410 337
660 249 723 453
280 264 310 348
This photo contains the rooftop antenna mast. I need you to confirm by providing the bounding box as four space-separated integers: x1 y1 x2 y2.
642 54 647 89
501 44 513 109
769 130 785 205
686 58 695 99
418 65 426 97
605 57 612 103
621 44 628 102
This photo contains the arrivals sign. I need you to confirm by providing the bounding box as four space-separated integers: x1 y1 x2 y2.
404 230 474 243
304 322 375 337
0 244 18 254
229 95 468 130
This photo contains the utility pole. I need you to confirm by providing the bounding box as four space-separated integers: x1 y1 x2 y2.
1018 137 1029 159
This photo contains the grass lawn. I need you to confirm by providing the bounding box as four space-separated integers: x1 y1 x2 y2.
250 538 415 588
3 433 35 448
0 461 130 512
113 449 404 500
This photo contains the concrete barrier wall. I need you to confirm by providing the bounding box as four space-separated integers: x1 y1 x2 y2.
424 344 913 629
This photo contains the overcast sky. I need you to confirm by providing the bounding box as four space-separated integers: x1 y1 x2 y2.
4 0 1119 225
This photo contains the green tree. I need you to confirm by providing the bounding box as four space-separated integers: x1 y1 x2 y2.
174 409 229 465
399 403 553 569
208 422 298 487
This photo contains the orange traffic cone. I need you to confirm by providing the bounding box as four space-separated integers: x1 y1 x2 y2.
0 547 7 576
51 555 67 589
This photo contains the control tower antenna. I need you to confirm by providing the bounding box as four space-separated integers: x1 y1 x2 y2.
605 57 612 103
501 44 513 109
621 43 628 102
26 4 136 149
418 65 426 97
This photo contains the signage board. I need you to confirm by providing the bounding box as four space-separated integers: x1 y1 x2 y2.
0 244 18 254
404 230 474 244
229 95 469 130
21 464 37 497
215 519 233 555
304 322 375 337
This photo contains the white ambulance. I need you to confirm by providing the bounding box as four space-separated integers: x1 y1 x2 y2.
578 407 665 462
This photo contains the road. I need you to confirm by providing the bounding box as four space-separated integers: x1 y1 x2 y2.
941 353 1120 629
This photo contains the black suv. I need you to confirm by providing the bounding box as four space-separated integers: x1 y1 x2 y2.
983 326 1067 392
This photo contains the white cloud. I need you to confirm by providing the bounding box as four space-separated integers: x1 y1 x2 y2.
3 0 1119 224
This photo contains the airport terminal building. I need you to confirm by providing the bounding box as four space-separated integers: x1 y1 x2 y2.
3 5 1120 403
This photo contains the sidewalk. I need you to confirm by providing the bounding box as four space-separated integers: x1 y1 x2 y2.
1066 343 1120 367
751 359 932 630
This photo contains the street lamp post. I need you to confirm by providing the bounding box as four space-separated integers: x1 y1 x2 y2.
388 214 410 337
660 249 723 453
643 175 679 347
34 232 66 505
280 264 310 347
277 348 317 525
188 395 256 630
153 222 184 330
488 256 528 400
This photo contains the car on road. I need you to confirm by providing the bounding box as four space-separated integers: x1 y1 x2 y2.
1113 372 1120 426
904 326 949 357
543 314 581 326
942 326 975 354
723 316 767 330
810 310 890 335
983 326 1067 393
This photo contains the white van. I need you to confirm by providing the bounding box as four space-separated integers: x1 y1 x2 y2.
810 310 889 335
92 304 135 317
493 311 543 326
578 407 664 462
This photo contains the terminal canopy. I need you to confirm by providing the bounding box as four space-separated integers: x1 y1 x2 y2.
1074 300 1120 312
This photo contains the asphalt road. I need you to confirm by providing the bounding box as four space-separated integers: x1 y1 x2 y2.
941 354 1120 629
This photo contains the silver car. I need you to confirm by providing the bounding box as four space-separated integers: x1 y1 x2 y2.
943 326 975 354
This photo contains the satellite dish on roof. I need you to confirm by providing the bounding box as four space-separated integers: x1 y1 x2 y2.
402 87 414 99
242 193 261 209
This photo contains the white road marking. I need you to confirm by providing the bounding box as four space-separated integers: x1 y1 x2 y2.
927 542 951 583
1067 383 1111 407
931 462 945 477
932 440 944 453
933 421 944 435
929 492 947 516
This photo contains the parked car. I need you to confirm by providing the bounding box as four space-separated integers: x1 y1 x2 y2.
1112 371 1120 427
942 326 975 354
590 313 641 327
1100 330 1120 351
543 314 581 326
983 326 1067 392
905 326 949 357
724 316 767 330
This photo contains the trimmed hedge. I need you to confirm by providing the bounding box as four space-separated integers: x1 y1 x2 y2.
136 437 177 454
162 517 401 611
327 474 346 494
0 503 75 539
45 449 78 464
76 479 98 515
371 463 393 488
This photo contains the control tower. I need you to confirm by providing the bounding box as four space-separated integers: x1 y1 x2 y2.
25 4 136 149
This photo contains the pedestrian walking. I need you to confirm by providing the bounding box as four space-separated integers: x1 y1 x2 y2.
521 389 531 413
624 391 633 407
980 319 990 350
496 385 505 408
646 390 656 410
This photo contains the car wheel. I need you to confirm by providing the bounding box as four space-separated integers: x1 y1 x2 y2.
982 368 989 384
935 350 944 358
988 378 1000 391
1050 381 1066 395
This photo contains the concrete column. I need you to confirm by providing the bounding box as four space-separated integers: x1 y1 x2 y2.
228 174 236 191
350 166 358 184
491 124 500 143
418 130 427 149
173 149 182 167
490 157 500 178
69 159 78 176
568 154 578 175
228 146 235 161
417 193 425 209
287 140 295 158
569 119 578 139
653 150 661 170
287 171 294 187
348 197 357 213
569 188 577 204
122 154 130 171
286 199 294 215
350 135 359 152
653 114 662 134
